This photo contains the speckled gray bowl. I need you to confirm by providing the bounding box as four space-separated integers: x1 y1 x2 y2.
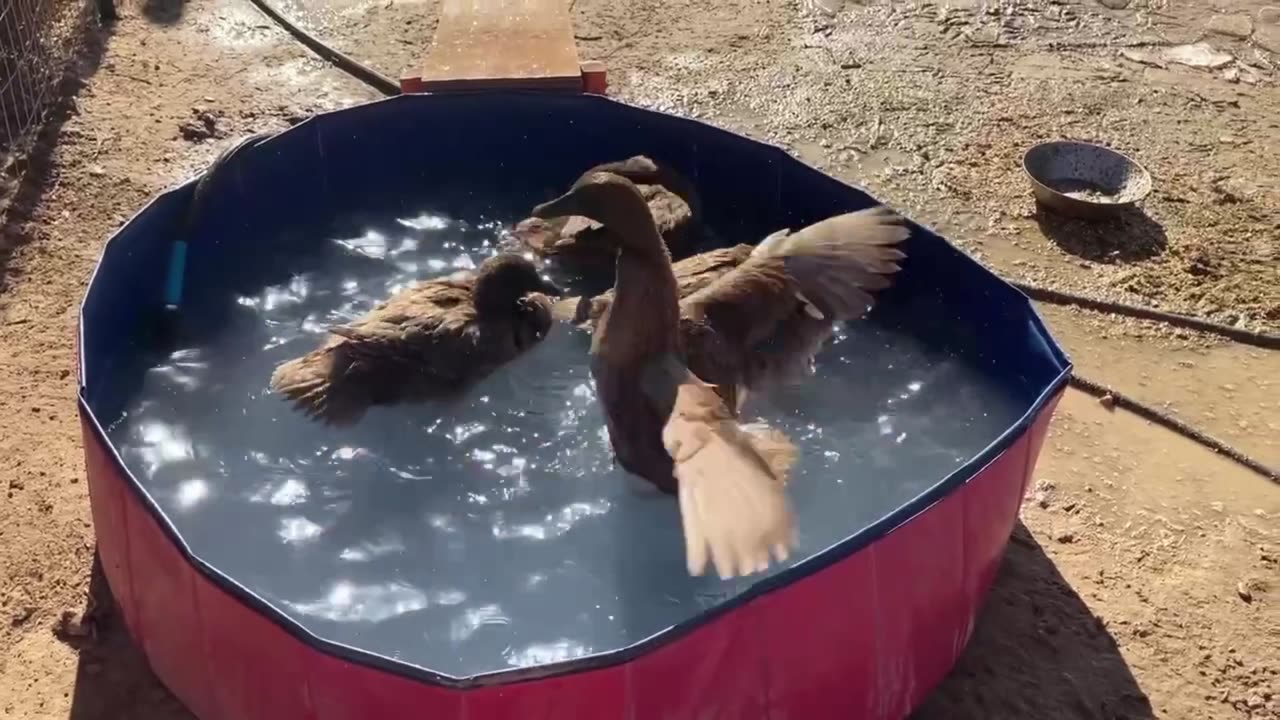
1022 140 1152 220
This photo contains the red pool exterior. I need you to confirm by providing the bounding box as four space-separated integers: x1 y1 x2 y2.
80 389 1062 719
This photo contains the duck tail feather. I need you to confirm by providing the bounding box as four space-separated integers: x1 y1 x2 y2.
269 348 367 426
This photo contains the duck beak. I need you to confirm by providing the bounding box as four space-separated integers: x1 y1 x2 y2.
531 190 579 220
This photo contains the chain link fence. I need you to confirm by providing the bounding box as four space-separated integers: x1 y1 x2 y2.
1 0 104 217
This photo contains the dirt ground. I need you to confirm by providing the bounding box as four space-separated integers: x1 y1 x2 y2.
1 0 1277 718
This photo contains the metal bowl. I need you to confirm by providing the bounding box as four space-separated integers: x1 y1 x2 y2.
1022 140 1152 220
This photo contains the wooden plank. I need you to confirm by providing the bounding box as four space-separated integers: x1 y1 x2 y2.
417 0 583 91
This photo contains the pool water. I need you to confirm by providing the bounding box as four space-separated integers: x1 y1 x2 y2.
102 208 1029 678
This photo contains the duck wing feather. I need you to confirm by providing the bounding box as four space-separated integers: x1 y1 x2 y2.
753 205 909 320
640 353 797 579
679 206 909 392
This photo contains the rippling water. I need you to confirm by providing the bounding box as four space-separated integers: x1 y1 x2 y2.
102 210 1029 678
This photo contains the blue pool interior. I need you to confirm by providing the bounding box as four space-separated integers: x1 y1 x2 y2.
80 93 1070 682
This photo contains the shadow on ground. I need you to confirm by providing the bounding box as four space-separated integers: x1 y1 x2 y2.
65 555 192 720
1034 205 1168 264
0 21 112 295
64 523 1150 720
140 0 187 25
913 522 1153 720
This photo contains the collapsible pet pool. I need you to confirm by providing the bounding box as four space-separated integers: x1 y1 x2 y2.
78 92 1070 719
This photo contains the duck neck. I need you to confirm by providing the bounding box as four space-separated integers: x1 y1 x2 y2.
607 243 681 354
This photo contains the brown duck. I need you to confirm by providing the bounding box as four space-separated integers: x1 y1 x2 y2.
269 253 562 425
508 155 702 265
532 172 909 578
534 173 910 417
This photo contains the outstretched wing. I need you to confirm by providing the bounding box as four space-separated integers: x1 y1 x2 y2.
641 353 797 579
758 205 909 320
680 206 909 388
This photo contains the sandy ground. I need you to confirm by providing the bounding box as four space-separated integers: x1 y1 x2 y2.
1 0 1278 717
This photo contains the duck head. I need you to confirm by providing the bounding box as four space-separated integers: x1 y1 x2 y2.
532 172 666 256
472 254 564 348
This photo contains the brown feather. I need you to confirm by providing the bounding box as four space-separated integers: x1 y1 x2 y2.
677 205 909 401
752 205 910 318
269 256 556 425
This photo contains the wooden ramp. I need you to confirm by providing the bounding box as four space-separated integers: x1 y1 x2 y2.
401 0 606 93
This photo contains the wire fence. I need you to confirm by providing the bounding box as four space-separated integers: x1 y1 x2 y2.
1 0 102 216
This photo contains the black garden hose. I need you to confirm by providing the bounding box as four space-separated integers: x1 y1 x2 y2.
242 0 1280 484
1012 281 1280 350
1067 375 1277 484
245 0 401 97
